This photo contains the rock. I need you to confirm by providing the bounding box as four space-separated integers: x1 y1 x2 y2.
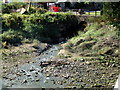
21 69 26 73
81 58 85 62
92 84 103 87
111 64 116 67
16 72 22 76
22 79 27 83
35 78 40 82
86 61 91 65
24 73 26 75
35 75 38 77
58 50 66 55
26 74 31 77
29 67 35 72
63 74 70 79
15 64 18 67
3 66 7 69
3 76 8 79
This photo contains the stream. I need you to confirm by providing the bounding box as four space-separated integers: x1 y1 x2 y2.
2 44 65 88
2 42 119 89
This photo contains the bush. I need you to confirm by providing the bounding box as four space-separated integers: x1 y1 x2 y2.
102 2 120 21
2 12 78 44
2 13 24 31
36 8 48 14
2 2 27 14
1 30 23 44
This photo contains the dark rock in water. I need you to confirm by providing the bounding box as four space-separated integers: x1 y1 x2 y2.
35 78 40 82
35 75 38 77
92 84 104 87
40 61 52 67
29 67 35 72
15 64 18 67
16 72 22 76
26 74 31 77
35 72 39 75
24 73 26 75
3 76 8 79
21 69 26 73
22 79 27 83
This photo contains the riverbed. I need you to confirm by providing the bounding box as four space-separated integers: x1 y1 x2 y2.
1 43 120 89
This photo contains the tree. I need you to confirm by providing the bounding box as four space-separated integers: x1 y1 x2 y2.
102 2 120 21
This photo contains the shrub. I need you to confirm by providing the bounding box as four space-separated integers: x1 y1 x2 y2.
2 2 27 14
2 14 24 31
36 8 48 14
2 12 78 44
1 30 23 44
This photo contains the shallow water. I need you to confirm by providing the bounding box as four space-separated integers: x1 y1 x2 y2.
2 44 64 88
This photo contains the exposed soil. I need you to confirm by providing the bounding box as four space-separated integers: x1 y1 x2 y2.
0 43 49 77
41 56 120 88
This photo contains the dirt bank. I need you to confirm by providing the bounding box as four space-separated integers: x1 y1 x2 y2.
0 43 49 77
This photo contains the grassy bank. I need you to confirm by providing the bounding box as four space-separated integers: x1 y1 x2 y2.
60 21 120 64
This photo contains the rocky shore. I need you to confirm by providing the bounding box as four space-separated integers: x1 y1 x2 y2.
1 43 120 88
1 43 50 77
41 57 120 88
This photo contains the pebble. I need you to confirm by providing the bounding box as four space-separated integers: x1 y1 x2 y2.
26 74 31 77
81 59 85 62
22 79 27 83
3 76 8 79
29 67 35 72
35 78 40 82
86 61 91 65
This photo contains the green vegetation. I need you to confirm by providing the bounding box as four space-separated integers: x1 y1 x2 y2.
63 22 120 61
1 11 78 47
2 2 27 13
1 2 120 60
85 11 101 16
102 2 120 21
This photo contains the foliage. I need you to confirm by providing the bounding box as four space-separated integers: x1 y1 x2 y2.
1 30 23 44
66 22 119 56
102 2 120 21
2 2 27 14
1 12 78 45
2 13 24 31
36 8 48 14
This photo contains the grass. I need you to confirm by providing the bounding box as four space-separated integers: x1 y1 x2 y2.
64 22 119 58
85 11 101 16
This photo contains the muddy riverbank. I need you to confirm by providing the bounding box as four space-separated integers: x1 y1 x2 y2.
41 57 120 88
1 42 120 88
1 43 49 77
2 44 64 88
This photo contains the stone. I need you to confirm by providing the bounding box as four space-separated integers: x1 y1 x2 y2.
26 74 31 77
35 78 40 82
22 79 27 83
29 67 35 72
86 61 91 65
